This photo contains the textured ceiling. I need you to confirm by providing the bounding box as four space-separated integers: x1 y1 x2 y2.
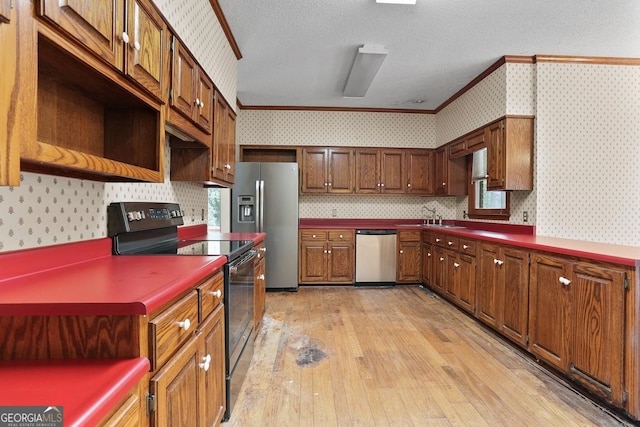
218 0 640 111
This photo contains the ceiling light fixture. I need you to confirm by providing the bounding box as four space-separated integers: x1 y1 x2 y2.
376 0 417 4
343 44 388 98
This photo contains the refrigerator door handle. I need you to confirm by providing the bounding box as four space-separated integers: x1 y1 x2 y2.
258 180 265 232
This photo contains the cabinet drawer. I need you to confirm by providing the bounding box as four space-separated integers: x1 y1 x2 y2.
300 230 328 241
328 230 353 241
198 272 224 323
459 238 477 255
444 236 459 251
399 230 421 242
149 291 199 370
432 233 446 247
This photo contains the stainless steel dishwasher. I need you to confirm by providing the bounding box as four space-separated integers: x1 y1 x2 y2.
355 229 397 286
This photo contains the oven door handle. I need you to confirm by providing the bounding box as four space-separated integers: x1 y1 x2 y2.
228 249 258 273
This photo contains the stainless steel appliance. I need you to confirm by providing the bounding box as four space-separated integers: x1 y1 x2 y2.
355 229 397 286
107 201 256 421
232 162 299 291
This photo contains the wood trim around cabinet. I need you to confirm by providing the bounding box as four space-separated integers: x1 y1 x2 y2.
238 104 435 114
208 0 242 60
534 55 640 66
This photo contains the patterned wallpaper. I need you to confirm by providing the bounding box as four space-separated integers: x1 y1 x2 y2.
0 140 208 252
535 62 640 246
154 0 237 110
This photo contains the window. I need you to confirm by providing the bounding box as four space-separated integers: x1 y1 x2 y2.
468 148 510 219
208 188 222 231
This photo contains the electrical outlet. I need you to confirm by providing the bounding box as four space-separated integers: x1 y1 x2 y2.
463 210 467 219
331 209 337 217
523 211 528 222
201 209 205 221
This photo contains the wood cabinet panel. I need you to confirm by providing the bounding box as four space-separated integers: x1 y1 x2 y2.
100 388 141 427
327 148 353 193
486 117 533 190
457 253 476 314
170 37 197 119
0 0 11 24
422 241 433 288
434 146 467 196
477 244 501 327
328 243 354 282
397 240 421 283
126 0 164 99
406 149 433 195
354 149 379 193
301 148 328 192
254 242 266 332
300 229 354 284
380 149 404 193
202 305 226 427
198 272 224 323
499 248 530 346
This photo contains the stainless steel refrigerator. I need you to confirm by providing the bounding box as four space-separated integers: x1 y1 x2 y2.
231 162 299 290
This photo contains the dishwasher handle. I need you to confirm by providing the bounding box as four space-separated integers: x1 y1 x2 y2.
356 229 397 235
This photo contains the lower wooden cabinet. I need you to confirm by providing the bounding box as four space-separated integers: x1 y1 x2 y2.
149 303 224 427
299 229 354 284
529 253 627 406
397 230 422 283
254 241 266 332
100 385 142 427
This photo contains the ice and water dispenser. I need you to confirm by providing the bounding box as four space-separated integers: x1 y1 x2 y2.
237 195 255 223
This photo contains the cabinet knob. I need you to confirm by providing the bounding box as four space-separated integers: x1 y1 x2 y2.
210 289 222 298
559 276 571 286
447 241 453 246
435 238 441 243
407 183 412 188
177 318 191 331
439 257 445 262
454 262 460 268
199 354 211 371
258 274 265 280
493 259 504 266
381 183 385 187
327 250 331 254
133 41 141 51
225 163 231 169
442 182 446 186
120 32 129 44
339 234 343 239
195 97 201 106
399 250 404 254
324 183 328 187
427 252 432 257
312 234 317 238
328 182 332 186
200 100 205 108
463 244 469 249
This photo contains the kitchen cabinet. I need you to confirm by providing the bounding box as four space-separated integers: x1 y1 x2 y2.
449 129 485 159
529 254 626 406
434 145 467 196
477 243 530 347
431 244 447 296
421 232 434 288
301 147 353 193
0 0 10 24
101 386 142 427
397 230 422 283
354 148 404 194
254 241 266 333
37 0 166 101
406 149 434 195
168 35 214 137
485 117 533 190
437 235 476 314
211 92 236 184
299 229 354 283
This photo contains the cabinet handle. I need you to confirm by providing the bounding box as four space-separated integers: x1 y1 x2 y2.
559 276 571 286
195 97 201 106
439 257 445 262
327 250 332 254
377 183 381 187
324 183 328 187
442 182 446 186
323 249 327 254
225 164 231 170
312 234 317 238
120 32 130 44
493 259 504 266
328 183 332 186
381 183 385 187
462 244 469 249
435 238 441 243
258 274 265 280
200 100 205 108
199 354 211 371
260 247 267 253
454 262 460 268
210 289 222 298
339 234 343 239
447 241 453 246
407 183 412 188
427 252 432 257
177 318 191 331
399 250 404 254
133 40 141 51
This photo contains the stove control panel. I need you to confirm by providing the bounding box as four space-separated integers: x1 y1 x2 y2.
108 202 185 235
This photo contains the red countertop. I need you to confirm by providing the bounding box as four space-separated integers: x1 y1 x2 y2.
0 358 149 427
299 218 640 266
0 238 226 316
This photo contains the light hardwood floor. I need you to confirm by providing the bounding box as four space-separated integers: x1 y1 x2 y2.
227 286 633 426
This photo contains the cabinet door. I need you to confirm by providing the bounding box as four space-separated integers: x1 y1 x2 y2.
301 148 328 193
569 262 625 405
300 241 327 282
529 254 570 372
254 255 266 331
202 305 226 427
457 254 476 314
477 244 500 327
380 149 404 193
125 0 164 99
328 243 354 283
406 150 433 195
443 250 458 301
397 241 422 283
195 71 213 133
499 248 529 347
327 148 353 193
485 120 504 189
37 0 124 68
434 147 447 195
432 246 446 295
150 334 205 427
422 243 433 288
354 149 380 193
171 38 197 121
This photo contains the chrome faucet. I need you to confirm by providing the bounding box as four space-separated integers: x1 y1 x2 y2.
421 205 436 224
437 215 443 226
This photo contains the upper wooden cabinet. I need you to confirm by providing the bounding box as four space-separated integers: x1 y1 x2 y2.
169 35 214 136
0 0 11 24
434 145 467 196
485 117 533 190
301 147 353 193
211 91 236 185
354 148 404 194
406 149 434 195
37 0 166 101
